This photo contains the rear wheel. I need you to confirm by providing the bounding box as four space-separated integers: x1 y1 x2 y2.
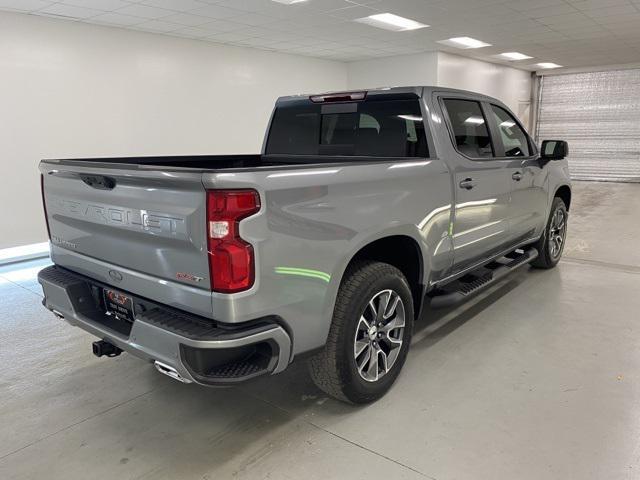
531 197 568 269
309 261 414 404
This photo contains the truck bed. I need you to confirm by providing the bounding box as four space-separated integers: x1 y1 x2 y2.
44 152 424 175
47 154 272 169
45 154 391 170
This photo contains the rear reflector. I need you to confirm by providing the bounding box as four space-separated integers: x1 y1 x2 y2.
206 190 260 293
309 91 367 103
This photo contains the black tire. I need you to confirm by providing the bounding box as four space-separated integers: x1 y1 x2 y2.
531 197 568 269
309 261 414 404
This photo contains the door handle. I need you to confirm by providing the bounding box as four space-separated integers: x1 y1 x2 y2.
512 172 523 181
459 178 476 190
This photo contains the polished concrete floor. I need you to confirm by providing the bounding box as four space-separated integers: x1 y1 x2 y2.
1 181 639 480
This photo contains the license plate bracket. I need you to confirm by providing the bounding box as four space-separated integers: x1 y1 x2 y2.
103 288 135 322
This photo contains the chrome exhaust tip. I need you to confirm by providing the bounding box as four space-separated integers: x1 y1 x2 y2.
154 361 191 384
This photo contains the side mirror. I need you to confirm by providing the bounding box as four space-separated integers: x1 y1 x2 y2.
541 140 568 160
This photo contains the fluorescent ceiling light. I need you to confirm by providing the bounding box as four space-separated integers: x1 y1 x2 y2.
389 160 432 169
464 116 485 125
397 115 423 122
496 52 533 61
437 37 491 49
271 0 308 4
268 169 340 178
536 62 562 69
354 13 428 32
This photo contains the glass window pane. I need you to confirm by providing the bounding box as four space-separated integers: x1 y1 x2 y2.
265 99 428 157
355 100 427 157
266 105 320 155
442 99 494 158
490 105 530 157
359 114 380 131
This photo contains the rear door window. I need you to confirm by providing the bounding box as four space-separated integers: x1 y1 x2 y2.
442 99 494 159
266 99 428 157
490 105 531 157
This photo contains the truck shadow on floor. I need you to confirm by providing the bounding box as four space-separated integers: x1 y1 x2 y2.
237 266 540 415
409 269 531 353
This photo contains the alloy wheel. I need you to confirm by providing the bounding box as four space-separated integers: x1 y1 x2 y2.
549 207 567 259
353 289 406 382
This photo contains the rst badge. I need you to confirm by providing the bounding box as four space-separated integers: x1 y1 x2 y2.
176 272 204 283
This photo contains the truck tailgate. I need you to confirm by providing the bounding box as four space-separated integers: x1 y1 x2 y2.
40 161 210 291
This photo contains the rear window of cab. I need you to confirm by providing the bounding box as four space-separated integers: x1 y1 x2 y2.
266 99 428 158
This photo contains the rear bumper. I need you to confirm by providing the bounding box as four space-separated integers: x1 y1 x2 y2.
38 265 292 385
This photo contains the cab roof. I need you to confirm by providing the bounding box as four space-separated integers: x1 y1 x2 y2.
275 85 502 106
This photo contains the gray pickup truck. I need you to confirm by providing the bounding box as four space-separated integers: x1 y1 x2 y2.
38 86 571 403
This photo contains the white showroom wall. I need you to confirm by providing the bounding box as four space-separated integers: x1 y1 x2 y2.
1 10 534 252
348 51 532 125
348 52 439 91
0 11 348 250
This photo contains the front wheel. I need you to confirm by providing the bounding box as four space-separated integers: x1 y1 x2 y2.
309 261 414 404
531 197 568 269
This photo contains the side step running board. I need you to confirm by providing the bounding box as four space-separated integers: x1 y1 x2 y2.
430 248 538 309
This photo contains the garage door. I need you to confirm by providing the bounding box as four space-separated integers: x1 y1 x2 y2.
536 69 640 182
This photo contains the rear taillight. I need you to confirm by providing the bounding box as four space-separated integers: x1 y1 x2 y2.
41 174 51 239
206 189 261 293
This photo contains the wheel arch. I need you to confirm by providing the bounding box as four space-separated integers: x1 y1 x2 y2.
554 184 572 210
341 234 426 319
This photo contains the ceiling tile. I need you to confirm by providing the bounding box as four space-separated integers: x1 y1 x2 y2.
228 12 278 26
212 0 287 12
583 4 638 18
570 0 630 10
233 36 283 47
291 0 355 12
2 0 640 68
115 4 174 19
195 20 245 33
0 0 52 11
565 29 611 40
91 12 144 25
138 0 210 11
470 11 529 26
537 12 596 26
505 0 566 11
171 26 212 37
59 0 131 10
525 4 579 18
325 5 380 20
495 19 550 33
230 25 272 36
517 31 568 43
597 12 640 24
134 19 182 31
603 18 640 30
160 12 214 25
188 4 245 19
258 31 302 42
206 31 254 42
38 3 103 19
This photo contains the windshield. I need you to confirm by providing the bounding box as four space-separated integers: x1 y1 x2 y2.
265 99 428 157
